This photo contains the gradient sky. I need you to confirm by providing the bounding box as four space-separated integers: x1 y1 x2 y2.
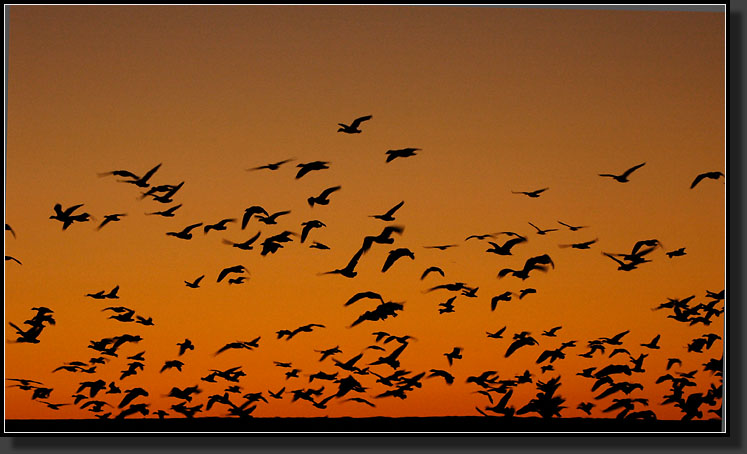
5 6 725 424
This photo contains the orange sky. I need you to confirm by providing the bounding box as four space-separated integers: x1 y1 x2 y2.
5 6 725 424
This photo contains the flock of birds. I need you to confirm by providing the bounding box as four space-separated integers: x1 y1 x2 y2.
5 114 725 427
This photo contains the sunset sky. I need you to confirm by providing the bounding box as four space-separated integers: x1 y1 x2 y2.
5 6 725 424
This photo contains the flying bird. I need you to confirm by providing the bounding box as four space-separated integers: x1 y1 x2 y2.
146 204 182 217
204 218 236 234
444 347 463 366
505 332 538 358
666 248 686 258
512 187 549 198
421 266 445 280
308 186 342 207
247 158 295 171
385 148 420 163
382 248 415 272
296 161 330 179
338 115 373 134
485 236 527 255
370 201 405 222
528 222 558 235
344 291 384 307
184 275 204 288
559 238 598 250
301 220 326 243
498 254 554 280
223 231 262 250
557 221 588 231
166 223 203 240
97 213 126 230
217 265 247 283
257 210 291 225
599 162 646 183
690 171 724 189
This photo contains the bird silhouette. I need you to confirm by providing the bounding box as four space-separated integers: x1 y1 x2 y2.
512 187 549 198
177 339 194 356
557 221 588 231
486 327 507 339
382 248 415 272
578 402 595 416
542 326 563 337
338 115 372 133
166 223 203 240
444 347 463 366
247 158 295 171
528 222 558 235
385 148 420 163
420 266 445 280
486 235 527 255
498 254 554 280
296 161 330 179
257 210 291 225
217 265 247 283
50 203 90 230
599 162 646 182
277 323 325 341
214 337 260 355
301 220 326 243
519 288 537 299
5 223 16 238
350 301 404 328
97 213 127 230
146 204 182 217
427 369 455 385
370 201 405 221
204 218 237 234
223 231 262 251
641 334 661 349
505 332 539 357
559 238 598 249
6 255 22 265
308 186 341 207
361 225 406 253
309 241 330 250
101 163 161 187
118 388 149 408
241 206 269 229
490 291 514 311
666 248 686 258
184 275 204 288
320 248 364 278
690 171 724 189
344 291 384 307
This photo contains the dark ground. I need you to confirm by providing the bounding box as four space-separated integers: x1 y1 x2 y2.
5 416 723 434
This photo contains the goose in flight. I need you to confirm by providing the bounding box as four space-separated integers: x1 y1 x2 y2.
559 238 598 249
382 248 415 272
690 171 724 189
166 223 203 240
184 275 204 288
370 201 404 221
214 337 260 355
599 162 646 183
420 266 445 280
257 210 291 225
361 225 405 253
301 220 326 243
146 204 182 217
385 148 420 163
338 115 372 134
666 248 686 258
498 254 554 280
97 213 127 230
504 332 538 358
528 222 558 235
320 248 363 278
296 161 330 179
217 265 247 283
204 218 236 234
308 186 342 207
485 236 527 255
99 163 161 187
50 203 90 230
557 221 588 231
444 347 463 366
490 291 514 311
222 231 262 250
241 206 269 228
512 187 549 198
344 291 384 307
247 158 295 171
486 327 507 339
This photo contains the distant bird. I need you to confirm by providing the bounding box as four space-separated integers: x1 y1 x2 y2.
97 213 126 230
505 332 538 358
666 358 682 370
344 291 384 307
308 186 342 207
146 204 182 217
228 277 246 285
204 218 236 234
361 225 405 253
421 266 445 280
301 220 326 243
485 236 527 255
424 244 458 251
241 206 269 229
338 115 372 134
542 326 562 337
666 248 686 258
5 224 16 238
217 265 247 283
344 397 376 407
490 291 514 311
316 346 342 362
350 301 404 328
214 337 260 355
498 254 554 280
320 248 364 278
559 239 598 250
223 231 262 250
641 334 661 349
177 339 194 356
269 387 285 399
370 201 405 222
512 187 549 198
99 163 161 187
257 210 291 225
296 161 330 179
528 222 558 235
277 323 325 341
519 288 537 299
50 203 90 230
599 162 646 183
428 369 455 385
385 148 420 163
438 297 456 314
5 256 22 265
118 388 149 409
160 360 184 373
557 221 588 231
247 158 295 171
486 327 507 339
578 402 595 415
310 241 330 250
690 171 724 189
444 347 463 366
382 248 415 272
600 330 630 345
184 275 204 288
166 223 203 240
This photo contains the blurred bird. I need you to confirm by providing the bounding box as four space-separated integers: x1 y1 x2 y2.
308 186 341 207
338 115 372 134
247 158 294 171
599 162 646 182
512 188 549 198
690 171 724 189
370 201 405 222
385 148 420 163
296 161 330 179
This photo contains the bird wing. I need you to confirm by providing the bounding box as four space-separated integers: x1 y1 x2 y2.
621 162 646 178
350 115 373 128
320 186 342 198
139 163 162 183
384 201 405 217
